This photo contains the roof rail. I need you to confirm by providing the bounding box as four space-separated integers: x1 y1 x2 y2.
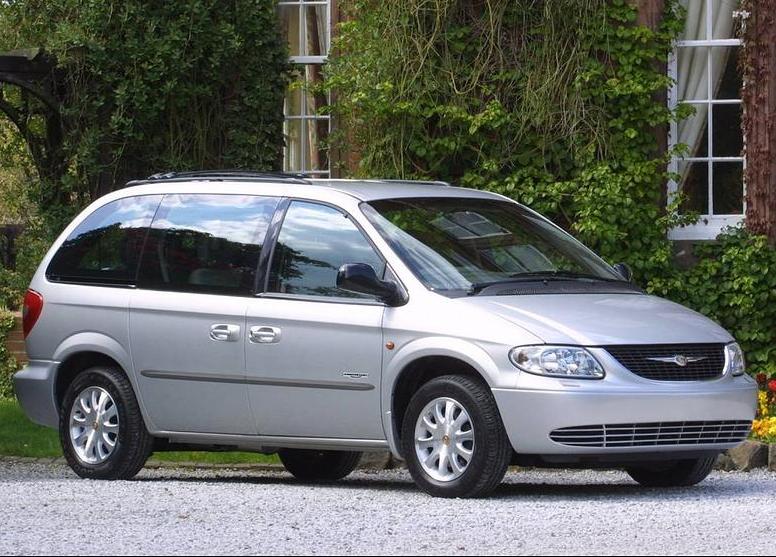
126 170 312 186
379 179 452 187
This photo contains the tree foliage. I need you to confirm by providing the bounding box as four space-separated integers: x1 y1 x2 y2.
0 0 289 228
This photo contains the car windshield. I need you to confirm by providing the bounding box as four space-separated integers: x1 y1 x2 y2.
362 197 624 295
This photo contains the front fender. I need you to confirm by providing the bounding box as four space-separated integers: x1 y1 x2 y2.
381 336 515 458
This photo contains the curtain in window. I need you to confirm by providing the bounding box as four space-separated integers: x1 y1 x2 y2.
676 0 736 159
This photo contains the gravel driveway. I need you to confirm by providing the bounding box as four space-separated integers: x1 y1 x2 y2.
0 459 773 555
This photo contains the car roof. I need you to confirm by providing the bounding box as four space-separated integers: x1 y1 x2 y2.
123 173 506 203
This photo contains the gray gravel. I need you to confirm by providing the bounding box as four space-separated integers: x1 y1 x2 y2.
0 459 774 555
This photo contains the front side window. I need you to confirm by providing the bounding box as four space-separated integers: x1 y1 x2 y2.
268 201 385 298
363 197 623 295
138 195 280 295
47 195 162 285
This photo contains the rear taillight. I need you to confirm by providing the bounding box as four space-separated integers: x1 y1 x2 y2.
22 289 44 338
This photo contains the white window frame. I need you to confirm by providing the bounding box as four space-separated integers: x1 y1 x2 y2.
668 1 744 241
279 0 332 178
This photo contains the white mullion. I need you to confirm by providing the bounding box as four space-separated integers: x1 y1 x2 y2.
707 40 714 216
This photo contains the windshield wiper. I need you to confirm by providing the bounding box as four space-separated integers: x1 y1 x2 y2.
467 270 622 296
507 270 623 282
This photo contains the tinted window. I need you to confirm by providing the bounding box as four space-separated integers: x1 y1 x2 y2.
268 201 385 298
138 194 279 295
47 196 162 285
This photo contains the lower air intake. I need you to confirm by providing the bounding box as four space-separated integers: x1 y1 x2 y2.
550 420 752 448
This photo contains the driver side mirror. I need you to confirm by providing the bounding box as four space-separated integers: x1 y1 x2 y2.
336 263 407 306
613 262 633 282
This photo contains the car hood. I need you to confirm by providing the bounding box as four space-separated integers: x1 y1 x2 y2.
456 293 733 346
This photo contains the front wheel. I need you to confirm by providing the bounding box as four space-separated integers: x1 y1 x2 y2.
278 449 362 482
625 456 717 487
401 375 512 498
59 366 153 480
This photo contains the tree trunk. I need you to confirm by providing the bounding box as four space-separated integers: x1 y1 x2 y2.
742 0 776 244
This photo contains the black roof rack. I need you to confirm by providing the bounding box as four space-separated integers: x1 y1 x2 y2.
126 170 312 186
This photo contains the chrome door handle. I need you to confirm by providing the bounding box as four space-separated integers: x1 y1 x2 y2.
209 324 241 342
249 326 282 344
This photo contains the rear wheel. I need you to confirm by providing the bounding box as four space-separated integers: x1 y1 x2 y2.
278 449 362 482
626 456 716 487
60 366 153 480
401 375 512 498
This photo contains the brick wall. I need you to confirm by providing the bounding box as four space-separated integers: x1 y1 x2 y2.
5 313 27 365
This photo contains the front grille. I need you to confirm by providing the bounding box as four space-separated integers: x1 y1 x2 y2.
604 344 726 381
550 420 752 448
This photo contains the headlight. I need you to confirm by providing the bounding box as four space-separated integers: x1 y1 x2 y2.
724 342 746 377
509 345 605 379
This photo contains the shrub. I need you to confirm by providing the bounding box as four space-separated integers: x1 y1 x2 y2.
649 229 776 374
0 308 18 399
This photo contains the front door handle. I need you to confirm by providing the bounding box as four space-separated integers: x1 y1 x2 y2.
210 324 241 342
249 326 282 344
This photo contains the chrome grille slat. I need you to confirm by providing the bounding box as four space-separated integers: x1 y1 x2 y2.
604 344 726 381
550 420 752 448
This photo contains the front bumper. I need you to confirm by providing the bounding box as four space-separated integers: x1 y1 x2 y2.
493 375 758 455
13 360 60 428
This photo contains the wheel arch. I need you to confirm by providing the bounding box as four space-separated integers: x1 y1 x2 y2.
382 337 505 458
52 332 142 416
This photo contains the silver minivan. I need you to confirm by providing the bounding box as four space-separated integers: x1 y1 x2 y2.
14 172 757 498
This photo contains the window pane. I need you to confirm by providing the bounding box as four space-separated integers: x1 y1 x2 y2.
712 161 744 214
678 161 709 214
304 4 329 57
47 196 162 284
279 4 301 57
305 64 327 109
268 202 385 298
711 0 739 39
678 103 708 157
680 0 708 40
284 119 303 172
712 103 742 156
284 81 303 117
677 47 708 101
714 46 741 100
139 195 280 295
305 118 330 172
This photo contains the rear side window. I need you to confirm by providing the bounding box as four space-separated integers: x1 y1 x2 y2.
138 194 279 296
47 195 162 285
267 201 385 298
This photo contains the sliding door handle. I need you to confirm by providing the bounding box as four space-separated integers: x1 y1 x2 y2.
249 326 282 344
210 324 241 342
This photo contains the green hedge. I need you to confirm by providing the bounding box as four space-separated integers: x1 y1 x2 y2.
0 308 17 399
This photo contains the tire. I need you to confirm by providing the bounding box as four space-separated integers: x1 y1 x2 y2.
59 366 153 480
625 456 717 487
278 449 362 482
401 375 512 498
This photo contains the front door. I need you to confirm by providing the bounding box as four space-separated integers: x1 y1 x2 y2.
130 193 280 434
246 200 386 440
